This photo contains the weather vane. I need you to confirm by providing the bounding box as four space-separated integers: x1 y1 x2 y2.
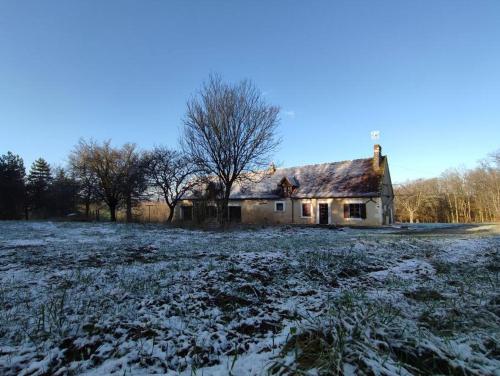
370 130 380 141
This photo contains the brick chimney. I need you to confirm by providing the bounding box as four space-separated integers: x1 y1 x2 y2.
373 144 382 170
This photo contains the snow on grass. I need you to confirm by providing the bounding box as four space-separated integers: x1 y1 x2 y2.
0 221 498 375
369 258 435 280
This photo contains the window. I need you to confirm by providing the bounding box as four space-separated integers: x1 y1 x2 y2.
281 184 293 197
181 205 193 221
343 203 366 219
275 201 285 212
207 205 217 218
301 203 312 217
229 206 242 222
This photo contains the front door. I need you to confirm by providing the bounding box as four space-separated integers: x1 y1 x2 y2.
229 206 242 223
181 206 193 221
319 203 329 224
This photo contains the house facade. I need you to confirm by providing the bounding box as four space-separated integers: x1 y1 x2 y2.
175 145 394 226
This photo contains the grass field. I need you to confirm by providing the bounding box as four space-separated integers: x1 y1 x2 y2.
0 221 498 375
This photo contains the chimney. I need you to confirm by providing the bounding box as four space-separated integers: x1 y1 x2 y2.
373 144 382 170
268 162 277 175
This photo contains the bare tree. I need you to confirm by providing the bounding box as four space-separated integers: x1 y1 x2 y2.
480 149 500 220
120 143 148 223
395 180 426 223
72 140 126 222
394 149 500 223
181 75 280 224
441 169 472 223
69 139 99 219
144 147 198 222
413 178 443 222
489 149 500 167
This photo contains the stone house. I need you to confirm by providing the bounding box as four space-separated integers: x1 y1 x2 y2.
175 145 394 226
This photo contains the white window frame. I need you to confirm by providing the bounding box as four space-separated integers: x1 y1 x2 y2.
301 202 312 218
274 201 286 212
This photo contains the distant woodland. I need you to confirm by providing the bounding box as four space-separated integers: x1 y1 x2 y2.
394 150 500 223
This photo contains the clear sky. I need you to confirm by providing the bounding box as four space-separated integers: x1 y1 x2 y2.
0 0 499 183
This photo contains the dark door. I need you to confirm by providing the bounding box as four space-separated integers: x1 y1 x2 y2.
181 206 192 221
319 203 329 224
229 206 242 223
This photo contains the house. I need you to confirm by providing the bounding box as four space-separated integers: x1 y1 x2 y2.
175 145 394 226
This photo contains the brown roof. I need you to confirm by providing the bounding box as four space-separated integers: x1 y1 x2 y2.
188 157 386 200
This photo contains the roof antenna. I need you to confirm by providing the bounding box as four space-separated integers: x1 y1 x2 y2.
370 130 380 141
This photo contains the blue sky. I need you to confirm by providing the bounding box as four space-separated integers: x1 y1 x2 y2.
0 0 499 183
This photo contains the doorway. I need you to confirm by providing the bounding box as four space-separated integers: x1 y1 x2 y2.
181 205 193 221
318 203 329 224
229 206 242 223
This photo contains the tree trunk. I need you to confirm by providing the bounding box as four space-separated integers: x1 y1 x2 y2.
126 194 132 223
166 205 175 223
218 187 232 226
109 204 117 222
218 199 227 225
85 201 90 219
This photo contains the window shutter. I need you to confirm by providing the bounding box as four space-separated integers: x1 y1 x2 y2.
343 204 349 218
361 204 367 219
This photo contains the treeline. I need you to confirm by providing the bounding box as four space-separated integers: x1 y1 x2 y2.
395 150 500 223
0 75 281 224
0 154 78 220
0 142 198 222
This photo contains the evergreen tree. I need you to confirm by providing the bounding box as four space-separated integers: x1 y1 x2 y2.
48 168 80 217
27 158 52 217
0 152 26 219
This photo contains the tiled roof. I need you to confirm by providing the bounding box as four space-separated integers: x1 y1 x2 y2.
187 157 386 200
